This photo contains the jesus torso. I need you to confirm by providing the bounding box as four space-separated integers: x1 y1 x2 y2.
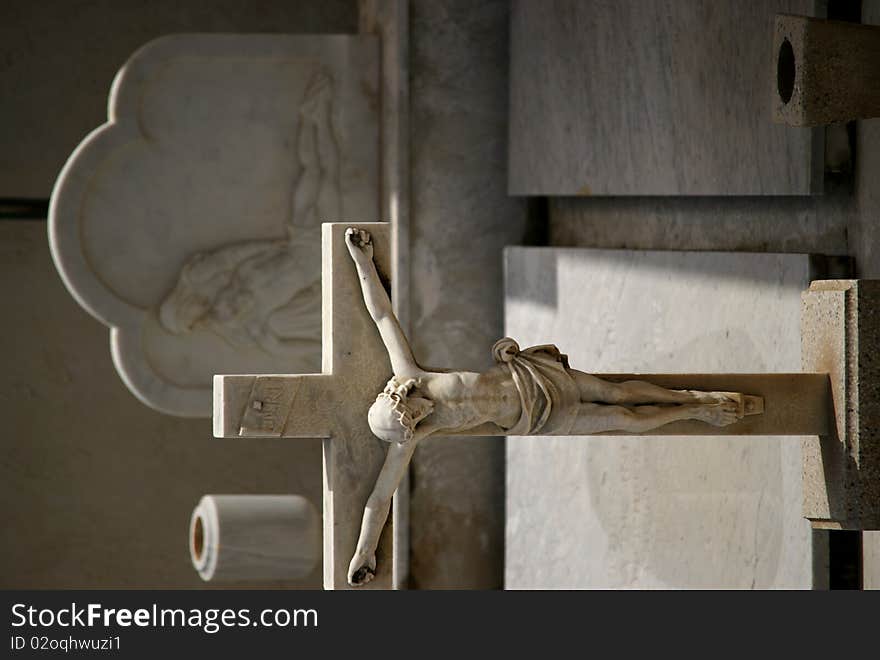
411 365 522 433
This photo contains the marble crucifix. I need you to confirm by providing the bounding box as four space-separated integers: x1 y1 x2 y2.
215 222 835 589
214 223 398 589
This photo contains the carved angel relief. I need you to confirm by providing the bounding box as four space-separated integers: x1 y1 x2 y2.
159 72 339 356
49 34 379 416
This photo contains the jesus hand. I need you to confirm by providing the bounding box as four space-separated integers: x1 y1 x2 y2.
347 550 377 587
345 227 373 264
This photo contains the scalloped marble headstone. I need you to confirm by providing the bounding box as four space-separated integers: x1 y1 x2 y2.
49 34 379 417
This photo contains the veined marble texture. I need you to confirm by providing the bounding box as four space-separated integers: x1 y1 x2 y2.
504 249 817 588
49 34 379 416
508 0 823 195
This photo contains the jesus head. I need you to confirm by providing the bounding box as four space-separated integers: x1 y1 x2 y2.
367 376 434 444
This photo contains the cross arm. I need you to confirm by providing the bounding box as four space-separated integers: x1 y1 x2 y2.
213 373 337 438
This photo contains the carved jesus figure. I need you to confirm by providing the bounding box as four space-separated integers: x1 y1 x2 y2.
344 227 748 587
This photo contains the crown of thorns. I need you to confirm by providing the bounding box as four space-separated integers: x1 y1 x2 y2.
374 376 421 443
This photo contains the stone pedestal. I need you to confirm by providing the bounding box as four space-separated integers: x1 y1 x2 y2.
802 280 880 529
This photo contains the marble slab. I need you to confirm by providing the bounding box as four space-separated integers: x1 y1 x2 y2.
548 196 851 256
504 248 817 588
49 34 379 417
508 0 823 196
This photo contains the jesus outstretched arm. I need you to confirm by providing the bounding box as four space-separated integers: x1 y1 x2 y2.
344 228 443 586
344 228 422 378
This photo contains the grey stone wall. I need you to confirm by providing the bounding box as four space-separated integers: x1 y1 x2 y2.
407 0 529 588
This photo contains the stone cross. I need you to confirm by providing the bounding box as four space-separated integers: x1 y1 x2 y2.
215 223 876 589
214 223 396 590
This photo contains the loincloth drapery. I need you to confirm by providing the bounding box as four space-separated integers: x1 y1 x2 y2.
492 337 581 435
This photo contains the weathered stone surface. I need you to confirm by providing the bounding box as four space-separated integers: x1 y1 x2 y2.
549 196 850 256
801 280 880 529
407 0 529 589
215 224 396 590
847 2 880 280
505 248 816 588
509 0 823 195
49 34 378 417
773 15 880 126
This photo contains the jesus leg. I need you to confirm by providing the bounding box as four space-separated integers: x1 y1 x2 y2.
570 400 740 435
571 370 730 406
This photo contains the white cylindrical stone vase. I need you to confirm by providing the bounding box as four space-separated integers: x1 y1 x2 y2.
190 494 320 582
